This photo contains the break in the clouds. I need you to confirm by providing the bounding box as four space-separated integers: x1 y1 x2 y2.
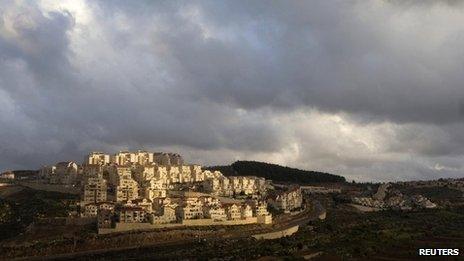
1 0 464 182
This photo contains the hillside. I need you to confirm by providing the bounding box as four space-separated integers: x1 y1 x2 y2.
206 161 346 183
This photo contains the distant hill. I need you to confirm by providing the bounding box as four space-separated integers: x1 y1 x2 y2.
206 161 346 183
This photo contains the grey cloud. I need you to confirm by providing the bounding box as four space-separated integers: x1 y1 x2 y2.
0 1 463 182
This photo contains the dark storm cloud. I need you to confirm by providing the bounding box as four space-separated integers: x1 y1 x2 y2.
0 0 463 181
163 0 464 125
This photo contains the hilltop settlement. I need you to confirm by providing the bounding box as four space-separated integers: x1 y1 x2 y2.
19 151 307 233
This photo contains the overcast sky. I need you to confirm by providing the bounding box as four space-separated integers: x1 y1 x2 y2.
1 0 464 181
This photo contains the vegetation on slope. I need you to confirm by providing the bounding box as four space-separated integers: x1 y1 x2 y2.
206 160 346 183
64 206 464 260
0 187 78 241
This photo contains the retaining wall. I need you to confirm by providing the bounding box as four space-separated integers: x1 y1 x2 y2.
252 225 299 240
99 217 260 234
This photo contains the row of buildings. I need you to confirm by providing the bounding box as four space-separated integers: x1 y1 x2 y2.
86 196 272 228
203 175 267 196
87 151 184 166
38 151 187 185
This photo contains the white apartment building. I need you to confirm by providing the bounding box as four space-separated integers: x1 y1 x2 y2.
134 150 154 165
204 206 227 221
176 202 204 220
268 186 303 212
203 175 267 197
116 177 139 202
107 166 132 186
225 204 242 220
86 152 110 165
203 176 232 196
113 151 136 166
143 179 167 200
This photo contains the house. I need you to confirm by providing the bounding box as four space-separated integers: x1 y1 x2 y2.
225 204 241 220
132 198 153 213
204 205 227 221
176 203 204 220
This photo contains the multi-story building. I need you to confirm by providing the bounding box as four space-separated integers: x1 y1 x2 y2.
116 176 139 202
268 186 303 212
225 204 242 220
134 150 154 165
167 166 181 183
107 165 132 186
131 198 153 213
143 179 167 200
83 177 107 204
83 202 114 217
176 201 204 220
204 205 227 221
153 152 184 166
132 165 155 183
203 175 267 196
254 201 273 224
118 206 146 223
203 175 232 196
86 152 110 165
150 205 177 224
190 165 203 182
112 151 136 166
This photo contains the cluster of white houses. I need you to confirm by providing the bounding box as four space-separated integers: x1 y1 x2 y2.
39 151 284 229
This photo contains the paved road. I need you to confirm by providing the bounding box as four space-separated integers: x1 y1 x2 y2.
14 201 326 260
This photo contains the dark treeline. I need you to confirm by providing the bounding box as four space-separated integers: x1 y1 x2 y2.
206 161 346 183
